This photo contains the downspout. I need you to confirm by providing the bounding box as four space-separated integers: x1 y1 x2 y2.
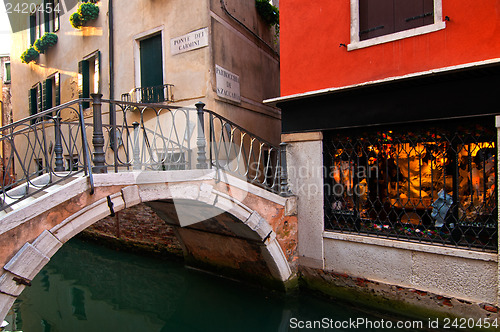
108 0 116 149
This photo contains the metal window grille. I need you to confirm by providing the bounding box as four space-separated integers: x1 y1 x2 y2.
323 118 498 251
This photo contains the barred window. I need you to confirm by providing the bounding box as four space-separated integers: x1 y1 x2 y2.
324 118 497 251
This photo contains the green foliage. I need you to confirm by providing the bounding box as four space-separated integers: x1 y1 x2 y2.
34 33 58 54
70 2 99 29
20 47 40 64
79 2 99 21
70 12 84 29
255 0 279 27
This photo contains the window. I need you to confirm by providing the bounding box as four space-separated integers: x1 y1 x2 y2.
44 0 60 33
139 34 164 103
43 73 61 114
78 51 101 108
29 13 36 46
29 83 42 124
349 0 446 50
324 119 497 251
3 62 10 83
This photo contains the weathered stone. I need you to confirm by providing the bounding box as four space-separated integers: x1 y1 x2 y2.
121 185 141 208
0 271 25 296
51 193 125 243
0 293 16 324
32 230 63 259
3 243 48 280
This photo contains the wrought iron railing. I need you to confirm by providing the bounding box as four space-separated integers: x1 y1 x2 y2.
323 118 498 251
0 94 289 213
0 99 94 212
121 84 174 104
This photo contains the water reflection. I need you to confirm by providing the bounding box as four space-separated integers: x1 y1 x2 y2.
6 239 425 331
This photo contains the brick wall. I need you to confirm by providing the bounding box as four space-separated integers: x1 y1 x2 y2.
84 203 183 257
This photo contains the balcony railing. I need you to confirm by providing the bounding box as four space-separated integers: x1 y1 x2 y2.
0 94 290 213
121 84 174 104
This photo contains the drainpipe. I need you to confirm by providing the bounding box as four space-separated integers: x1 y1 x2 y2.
108 0 116 148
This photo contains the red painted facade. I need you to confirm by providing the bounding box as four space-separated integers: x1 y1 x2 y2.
280 0 500 97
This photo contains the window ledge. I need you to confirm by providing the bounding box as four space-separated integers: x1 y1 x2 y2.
348 21 446 51
323 231 498 262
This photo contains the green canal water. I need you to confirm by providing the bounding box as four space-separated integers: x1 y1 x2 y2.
5 238 430 332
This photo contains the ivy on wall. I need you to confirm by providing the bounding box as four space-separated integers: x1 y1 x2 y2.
255 0 279 34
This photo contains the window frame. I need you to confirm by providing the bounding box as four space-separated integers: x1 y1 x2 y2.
3 61 10 83
133 26 166 100
79 51 101 109
348 0 446 51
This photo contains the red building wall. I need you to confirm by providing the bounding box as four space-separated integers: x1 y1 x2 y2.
280 0 500 97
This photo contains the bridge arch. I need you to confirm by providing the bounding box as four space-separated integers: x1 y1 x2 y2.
0 170 297 321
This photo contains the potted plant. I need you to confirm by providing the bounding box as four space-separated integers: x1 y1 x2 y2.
34 33 58 54
70 1 100 29
20 47 40 64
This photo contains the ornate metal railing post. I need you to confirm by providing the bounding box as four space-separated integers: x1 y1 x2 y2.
132 121 141 170
53 115 65 172
279 142 291 196
91 93 107 173
196 101 208 169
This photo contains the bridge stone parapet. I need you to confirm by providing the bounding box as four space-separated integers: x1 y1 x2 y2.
0 170 297 321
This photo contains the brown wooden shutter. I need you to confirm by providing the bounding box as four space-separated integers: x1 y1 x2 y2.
394 0 434 32
359 0 395 41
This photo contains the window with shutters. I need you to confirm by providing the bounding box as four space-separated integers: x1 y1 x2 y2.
3 62 10 83
28 83 42 124
44 0 60 33
134 28 165 103
78 51 101 109
348 0 446 50
43 73 61 116
29 14 36 46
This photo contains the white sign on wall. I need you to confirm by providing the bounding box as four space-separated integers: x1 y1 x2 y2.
170 27 209 55
215 65 241 103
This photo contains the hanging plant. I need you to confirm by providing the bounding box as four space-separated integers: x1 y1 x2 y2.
255 0 279 27
20 47 40 64
70 2 100 29
79 2 99 21
34 33 58 54
70 12 84 29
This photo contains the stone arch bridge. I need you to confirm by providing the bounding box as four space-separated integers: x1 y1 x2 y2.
0 96 297 321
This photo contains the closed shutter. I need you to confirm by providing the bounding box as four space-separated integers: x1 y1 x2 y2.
44 0 51 33
78 60 90 108
359 0 394 41
359 0 434 41
94 51 101 94
394 0 434 32
55 72 60 106
140 34 164 102
30 15 36 45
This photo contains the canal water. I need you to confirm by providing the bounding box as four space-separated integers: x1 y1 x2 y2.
5 238 430 332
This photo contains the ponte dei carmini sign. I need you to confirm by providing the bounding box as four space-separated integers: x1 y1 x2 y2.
170 27 209 55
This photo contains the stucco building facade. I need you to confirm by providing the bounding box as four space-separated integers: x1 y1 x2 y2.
269 0 500 319
9 0 280 144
